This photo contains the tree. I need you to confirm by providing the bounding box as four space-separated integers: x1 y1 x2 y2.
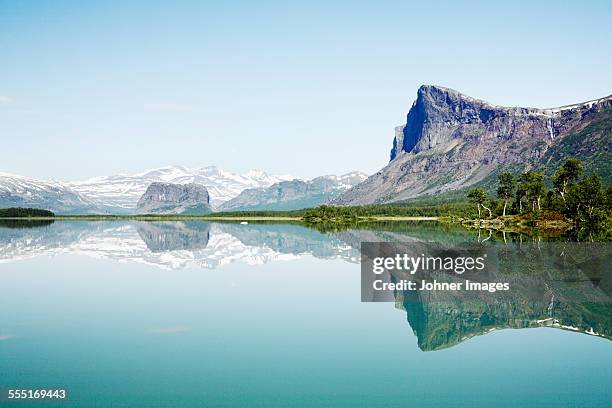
467 188 491 218
515 183 527 213
0 207 55 217
553 158 584 206
496 172 515 216
567 175 607 225
518 171 546 212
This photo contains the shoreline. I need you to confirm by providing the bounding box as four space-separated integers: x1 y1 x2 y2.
0 215 441 222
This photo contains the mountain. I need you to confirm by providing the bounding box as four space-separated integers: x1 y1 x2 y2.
0 172 98 214
332 85 612 206
0 166 366 214
218 172 368 212
66 165 297 212
136 182 212 214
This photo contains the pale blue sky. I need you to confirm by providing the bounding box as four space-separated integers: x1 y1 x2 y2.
1 0 610 180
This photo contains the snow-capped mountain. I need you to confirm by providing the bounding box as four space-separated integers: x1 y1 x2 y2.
325 171 370 190
0 172 98 214
0 166 367 214
66 165 297 211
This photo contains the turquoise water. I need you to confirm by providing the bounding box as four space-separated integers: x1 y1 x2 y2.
0 221 610 407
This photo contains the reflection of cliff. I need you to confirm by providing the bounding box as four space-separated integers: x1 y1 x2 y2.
136 221 210 251
392 241 612 351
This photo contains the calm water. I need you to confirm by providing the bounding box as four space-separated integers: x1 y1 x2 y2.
0 221 610 407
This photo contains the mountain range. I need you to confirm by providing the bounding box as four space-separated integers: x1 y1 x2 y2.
0 166 366 214
218 172 368 212
332 85 612 205
2 85 610 213
0 172 98 214
66 165 296 212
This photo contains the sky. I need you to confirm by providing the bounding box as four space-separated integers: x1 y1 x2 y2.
0 0 611 181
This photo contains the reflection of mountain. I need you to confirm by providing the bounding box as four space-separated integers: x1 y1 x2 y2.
0 220 358 270
0 221 102 262
136 222 211 251
389 241 612 351
330 227 612 350
218 223 358 262
1 220 610 349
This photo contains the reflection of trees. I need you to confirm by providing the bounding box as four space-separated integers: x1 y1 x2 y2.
0 219 54 229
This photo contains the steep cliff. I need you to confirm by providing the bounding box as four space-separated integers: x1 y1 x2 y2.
333 85 612 205
136 182 212 214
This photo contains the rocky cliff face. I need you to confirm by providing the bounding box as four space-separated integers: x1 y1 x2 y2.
333 85 612 205
218 172 367 212
136 182 211 214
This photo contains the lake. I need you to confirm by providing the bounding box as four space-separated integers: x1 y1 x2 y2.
0 220 611 407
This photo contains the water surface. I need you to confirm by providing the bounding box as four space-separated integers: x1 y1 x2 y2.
1 221 610 407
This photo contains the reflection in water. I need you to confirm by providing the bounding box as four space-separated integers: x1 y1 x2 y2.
0 219 54 229
391 241 612 350
0 220 610 350
137 221 211 252
0 221 359 269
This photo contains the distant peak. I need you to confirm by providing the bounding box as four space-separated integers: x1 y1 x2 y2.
133 164 191 177
245 169 267 177
151 164 189 171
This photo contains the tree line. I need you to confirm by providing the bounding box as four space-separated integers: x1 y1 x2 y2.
467 158 612 227
0 207 55 217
